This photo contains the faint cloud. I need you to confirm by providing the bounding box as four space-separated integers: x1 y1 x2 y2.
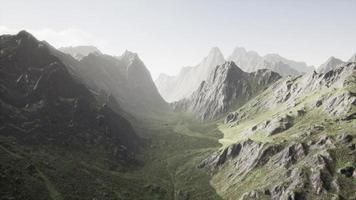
0 26 107 48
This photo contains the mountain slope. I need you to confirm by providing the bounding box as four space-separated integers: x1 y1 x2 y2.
156 47 314 103
0 31 142 199
54 44 169 118
155 47 225 102
72 50 169 118
199 62 356 199
174 61 281 120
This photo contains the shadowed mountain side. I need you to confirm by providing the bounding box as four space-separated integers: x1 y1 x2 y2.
0 30 139 158
56 46 170 119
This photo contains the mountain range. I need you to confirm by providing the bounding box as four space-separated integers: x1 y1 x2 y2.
0 31 355 200
155 47 315 102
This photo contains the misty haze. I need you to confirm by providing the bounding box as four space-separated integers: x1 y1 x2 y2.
0 1 355 200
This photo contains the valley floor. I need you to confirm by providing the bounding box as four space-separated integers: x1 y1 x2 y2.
0 112 224 200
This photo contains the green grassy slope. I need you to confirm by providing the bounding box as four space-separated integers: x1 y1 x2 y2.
208 66 356 199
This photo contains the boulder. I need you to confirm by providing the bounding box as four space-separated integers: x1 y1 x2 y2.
315 99 323 107
225 112 238 124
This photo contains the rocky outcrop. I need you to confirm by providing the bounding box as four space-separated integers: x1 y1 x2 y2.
272 143 306 168
173 61 281 120
323 91 356 117
199 139 282 180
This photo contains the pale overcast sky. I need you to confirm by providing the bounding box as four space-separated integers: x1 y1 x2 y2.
1 0 356 78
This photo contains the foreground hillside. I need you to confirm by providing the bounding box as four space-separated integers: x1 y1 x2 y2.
199 62 356 199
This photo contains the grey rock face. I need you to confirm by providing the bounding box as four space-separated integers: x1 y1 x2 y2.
199 139 281 181
323 92 356 117
174 61 281 120
273 143 306 168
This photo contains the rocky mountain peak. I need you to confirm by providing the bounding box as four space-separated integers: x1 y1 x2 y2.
13 30 43 49
16 30 37 41
120 50 142 69
318 56 345 73
208 47 224 58
203 47 225 68
208 61 244 83
173 61 281 120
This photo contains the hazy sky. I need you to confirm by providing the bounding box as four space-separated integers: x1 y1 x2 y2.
1 0 356 78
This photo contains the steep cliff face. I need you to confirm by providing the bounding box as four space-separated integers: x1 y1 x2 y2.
173 61 281 120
